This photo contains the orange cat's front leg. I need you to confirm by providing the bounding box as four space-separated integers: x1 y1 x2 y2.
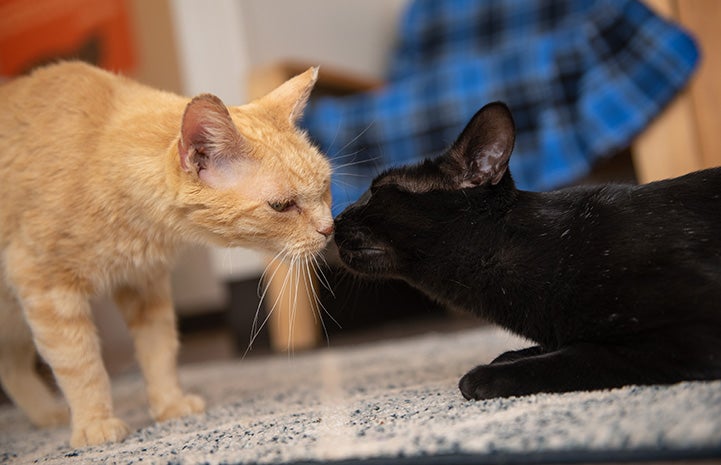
114 273 205 423
15 286 129 447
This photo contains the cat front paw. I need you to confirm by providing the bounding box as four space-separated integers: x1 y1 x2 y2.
70 417 130 448
153 394 205 422
458 365 519 400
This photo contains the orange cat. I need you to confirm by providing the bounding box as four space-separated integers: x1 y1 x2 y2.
0 61 333 447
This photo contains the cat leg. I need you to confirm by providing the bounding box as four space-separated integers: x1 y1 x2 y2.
13 286 129 447
490 345 544 364
0 285 68 427
458 339 702 401
114 273 205 423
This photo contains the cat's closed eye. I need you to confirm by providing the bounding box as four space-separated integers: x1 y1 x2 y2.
268 199 296 213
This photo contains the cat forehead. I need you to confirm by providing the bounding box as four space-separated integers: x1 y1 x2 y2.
258 146 331 199
228 109 331 188
374 159 450 194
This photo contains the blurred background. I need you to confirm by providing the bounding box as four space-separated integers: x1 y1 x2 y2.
0 0 718 377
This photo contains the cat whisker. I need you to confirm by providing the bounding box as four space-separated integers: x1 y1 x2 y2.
329 148 367 162
333 172 369 178
245 248 340 356
256 247 289 298
289 254 305 356
331 121 375 158
251 247 288 337
301 258 334 345
310 255 334 297
244 248 293 358
298 257 320 326
307 256 342 331
324 119 342 156
333 155 382 171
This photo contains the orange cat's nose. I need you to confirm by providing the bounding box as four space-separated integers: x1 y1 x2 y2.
317 224 334 238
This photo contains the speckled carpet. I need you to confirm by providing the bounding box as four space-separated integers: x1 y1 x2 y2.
1 326 720 465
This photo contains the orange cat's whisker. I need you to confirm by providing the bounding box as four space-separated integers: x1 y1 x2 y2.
244 247 291 358
305 256 341 332
333 156 382 172
301 257 330 346
311 255 334 297
288 255 302 355
331 121 375 158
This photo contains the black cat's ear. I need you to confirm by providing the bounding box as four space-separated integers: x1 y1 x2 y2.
449 102 515 187
178 94 249 188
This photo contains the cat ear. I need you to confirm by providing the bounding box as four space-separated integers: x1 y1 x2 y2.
178 93 247 187
256 66 318 125
449 102 515 187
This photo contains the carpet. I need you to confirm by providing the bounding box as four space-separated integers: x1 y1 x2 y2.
1 326 720 464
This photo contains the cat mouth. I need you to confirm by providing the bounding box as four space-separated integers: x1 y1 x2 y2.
341 246 386 255
336 244 393 275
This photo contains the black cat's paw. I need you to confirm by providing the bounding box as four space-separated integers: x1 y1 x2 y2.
458 364 520 400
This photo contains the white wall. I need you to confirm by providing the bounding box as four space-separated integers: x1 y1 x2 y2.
170 0 249 105
240 0 408 79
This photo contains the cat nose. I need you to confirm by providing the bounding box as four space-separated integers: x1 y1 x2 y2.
317 224 334 238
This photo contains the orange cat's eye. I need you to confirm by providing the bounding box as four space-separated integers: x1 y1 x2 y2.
269 200 296 213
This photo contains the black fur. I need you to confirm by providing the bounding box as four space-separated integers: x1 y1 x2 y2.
333 102 721 400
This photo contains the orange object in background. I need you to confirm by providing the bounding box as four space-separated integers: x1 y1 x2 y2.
0 0 135 77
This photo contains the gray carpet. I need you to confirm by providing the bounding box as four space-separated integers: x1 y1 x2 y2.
1 326 720 464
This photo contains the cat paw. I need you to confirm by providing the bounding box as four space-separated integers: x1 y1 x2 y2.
70 417 130 448
458 365 519 400
28 403 69 427
153 394 205 422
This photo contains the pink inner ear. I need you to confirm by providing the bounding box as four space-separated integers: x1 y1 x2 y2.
179 94 244 177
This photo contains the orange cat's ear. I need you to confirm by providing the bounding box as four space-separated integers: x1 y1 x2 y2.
178 94 247 187
258 66 318 126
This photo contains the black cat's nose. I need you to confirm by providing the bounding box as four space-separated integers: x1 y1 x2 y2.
317 224 334 238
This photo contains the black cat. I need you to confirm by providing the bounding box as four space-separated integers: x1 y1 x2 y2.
333 102 721 400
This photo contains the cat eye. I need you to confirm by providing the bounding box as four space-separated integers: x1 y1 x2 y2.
268 200 296 213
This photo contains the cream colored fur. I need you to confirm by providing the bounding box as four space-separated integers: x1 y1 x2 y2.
0 61 332 447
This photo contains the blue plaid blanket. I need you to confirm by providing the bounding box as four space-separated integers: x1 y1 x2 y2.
300 0 698 215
